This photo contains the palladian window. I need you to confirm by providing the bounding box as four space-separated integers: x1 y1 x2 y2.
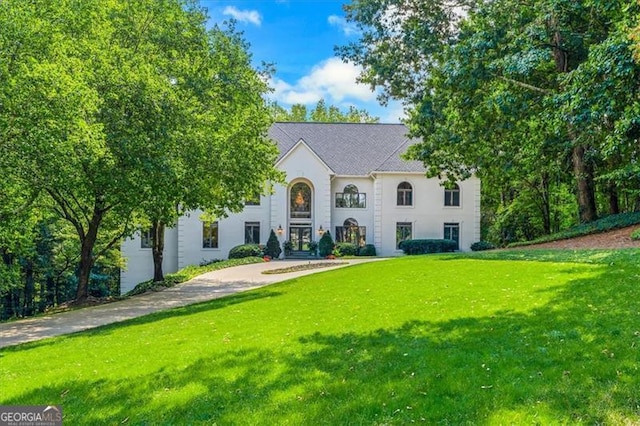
335 184 366 208
335 218 366 246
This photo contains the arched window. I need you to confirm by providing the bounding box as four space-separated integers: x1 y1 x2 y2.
444 183 460 206
397 182 413 206
290 182 312 219
344 184 358 194
336 184 366 208
335 218 366 246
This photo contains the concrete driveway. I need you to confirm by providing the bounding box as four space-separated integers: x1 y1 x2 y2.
0 258 385 349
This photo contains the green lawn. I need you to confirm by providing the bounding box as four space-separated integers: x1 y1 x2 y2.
2 250 639 424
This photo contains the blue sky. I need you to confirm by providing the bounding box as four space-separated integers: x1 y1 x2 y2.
199 0 404 123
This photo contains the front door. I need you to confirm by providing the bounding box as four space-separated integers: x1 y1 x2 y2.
289 226 312 252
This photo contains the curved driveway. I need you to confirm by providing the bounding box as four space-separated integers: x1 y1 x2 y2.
0 258 385 349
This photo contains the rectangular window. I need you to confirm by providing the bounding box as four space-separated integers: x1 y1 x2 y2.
203 221 219 248
335 193 366 208
140 228 152 249
444 188 460 206
396 222 412 249
245 193 261 206
244 221 260 244
444 223 460 250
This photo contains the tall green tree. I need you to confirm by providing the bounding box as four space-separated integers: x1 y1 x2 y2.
339 0 640 236
0 0 281 299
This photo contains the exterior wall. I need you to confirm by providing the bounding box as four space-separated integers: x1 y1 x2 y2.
375 173 480 257
178 197 272 270
275 141 333 246
119 226 178 295
330 176 375 245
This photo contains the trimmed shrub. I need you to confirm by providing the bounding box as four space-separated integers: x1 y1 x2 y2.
399 239 457 255
318 231 335 257
264 230 282 258
308 241 318 255
283 240 294 256
357 244 376 256
470 241 496 251
228 244 263 259
335 242 358 256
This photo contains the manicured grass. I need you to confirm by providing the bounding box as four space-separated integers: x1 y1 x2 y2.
2 250 639 424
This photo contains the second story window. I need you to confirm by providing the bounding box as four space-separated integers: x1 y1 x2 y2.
245 192 261 206
335 184 366 208
444 183 460 207
397 182 413 206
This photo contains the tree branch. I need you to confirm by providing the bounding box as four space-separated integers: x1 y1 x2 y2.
498 76 551 95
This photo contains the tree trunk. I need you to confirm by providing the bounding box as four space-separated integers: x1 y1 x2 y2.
572 144 598 223
607 182 620 215
75 207 103 301
550 24 598 223
152 220 165 282
23 260 35 316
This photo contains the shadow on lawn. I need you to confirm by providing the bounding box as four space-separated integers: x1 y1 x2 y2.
2 288 283 354
6 260 640 424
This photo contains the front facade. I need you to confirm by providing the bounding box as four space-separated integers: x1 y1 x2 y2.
120 122 481 293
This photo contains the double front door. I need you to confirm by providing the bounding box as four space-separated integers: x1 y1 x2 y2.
289 226 312 252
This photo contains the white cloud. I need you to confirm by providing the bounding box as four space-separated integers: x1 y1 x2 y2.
380 101 407 123
271 58 376 106
327 15 360 36
222 6 262 26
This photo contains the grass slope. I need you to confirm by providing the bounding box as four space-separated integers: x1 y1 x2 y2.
508 211 640 247
2 250 639 424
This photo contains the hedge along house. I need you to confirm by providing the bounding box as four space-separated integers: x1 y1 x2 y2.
120 122 481 293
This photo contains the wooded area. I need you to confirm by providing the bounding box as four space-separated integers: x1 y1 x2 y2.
0 0 281 318
338 0 640 243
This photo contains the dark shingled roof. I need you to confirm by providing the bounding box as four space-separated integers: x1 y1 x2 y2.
268 122 425 175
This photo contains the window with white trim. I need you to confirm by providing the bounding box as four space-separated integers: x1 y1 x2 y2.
444 222 460 250
397 182 413 206
444 183 460 207
203 221 219 248
336 184 366 208
244 221 260 244
396 222 412 248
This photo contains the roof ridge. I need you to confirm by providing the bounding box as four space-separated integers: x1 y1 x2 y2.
271 122 299 144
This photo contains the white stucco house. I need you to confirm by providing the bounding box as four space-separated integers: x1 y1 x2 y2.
120 122 481 293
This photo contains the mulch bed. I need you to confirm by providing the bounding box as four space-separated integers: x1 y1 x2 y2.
518 225 640 250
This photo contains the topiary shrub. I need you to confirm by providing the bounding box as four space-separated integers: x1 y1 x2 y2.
264 230 282 258
318 231 335 257
228 244 263 259
335 242 358 256
470 241 496 251
399 239 457 255
357 244 376 256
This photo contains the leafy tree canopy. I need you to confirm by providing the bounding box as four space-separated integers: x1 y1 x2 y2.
269 99 378 123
